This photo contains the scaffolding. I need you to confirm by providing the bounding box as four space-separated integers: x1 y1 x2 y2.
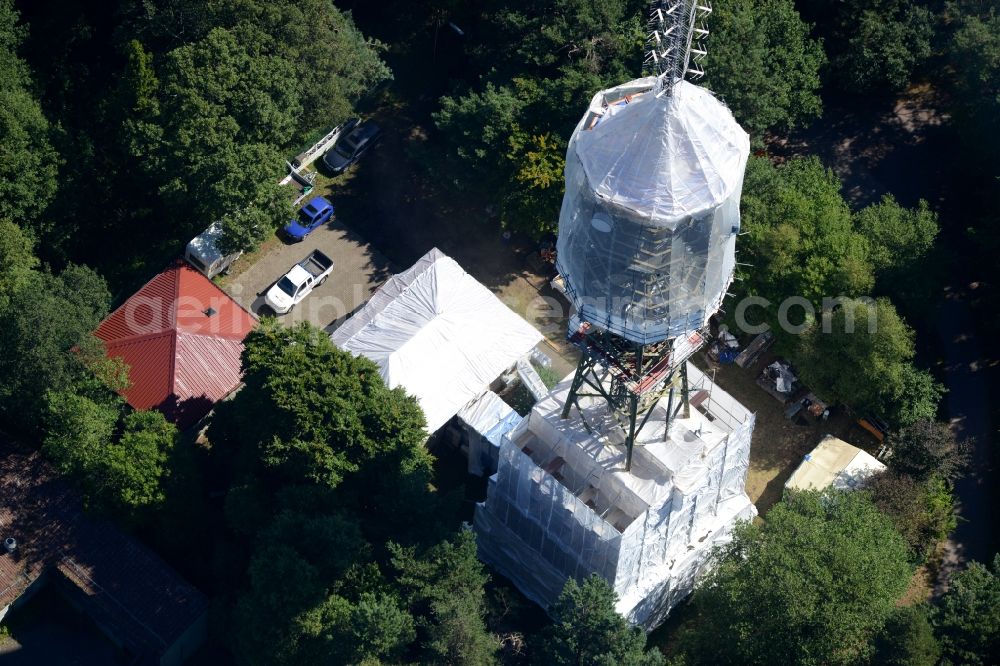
556 77 748 346
474 363 756 629
475 0 755 630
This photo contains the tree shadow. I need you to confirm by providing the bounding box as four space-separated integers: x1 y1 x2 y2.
159 394 216 432
328 108 532 293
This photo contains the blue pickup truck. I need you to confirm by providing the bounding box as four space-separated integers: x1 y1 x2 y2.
282 196 334 242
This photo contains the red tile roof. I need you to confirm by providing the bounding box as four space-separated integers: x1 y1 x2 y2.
95 261 256 429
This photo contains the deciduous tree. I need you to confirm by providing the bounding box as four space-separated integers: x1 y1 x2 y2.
863 471 957 561
794 298 942 428
537 574 665 666
391 531 498 666
0 219 37 310
0 264 111 433
873 604 941 666
933 556 1000 665
735 156 873 346
704 0 825 137
680 490 913 665
0 1 59 230
804 0 936 93
43 392 176 520
949 9 1000 176
887 419 968 482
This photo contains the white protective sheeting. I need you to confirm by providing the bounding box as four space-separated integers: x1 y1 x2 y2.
785 435 887 492
575 78 749 223
331 248 542 433
458 390 522 476
555 78 751 344
474 363 757 629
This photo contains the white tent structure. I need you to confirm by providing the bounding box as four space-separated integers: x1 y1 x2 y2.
786 435 886 493
475 363 756 629
330 248 542 433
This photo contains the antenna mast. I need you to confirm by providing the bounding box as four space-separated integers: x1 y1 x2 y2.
644 0 712 95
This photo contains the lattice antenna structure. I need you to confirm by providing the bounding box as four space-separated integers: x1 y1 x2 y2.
643 0 712 94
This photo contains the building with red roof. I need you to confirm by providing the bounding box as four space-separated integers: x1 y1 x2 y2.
95 261 256 429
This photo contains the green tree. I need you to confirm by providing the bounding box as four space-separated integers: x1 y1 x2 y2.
815 0 936 93
855 195 938 277
348 592 417 662
161 27 297 148
210 321 484 665
887 419 968 482
538 574 665 666
704 0 825 137
208 320 430 495
481 0 643 82
434 81 531 191
205 143 289 255
391 531 497 665
108 410 177 512
216 0 391 124
229 492 369 665
933 556 1000 665
863 471 957 561
854 194 940 314
0 264 112 433
0 219 37 310
42 392 176 520
43 391 120 479
115 0 215 52
502 130 566 236
0 0 59 230
873 604 941 666
735 156 873 346
121 0 390 126
794 298 942 428
156 27 299 252
433 0 646 239
949 10 1000 175
680 490 913 665
118 40 164 168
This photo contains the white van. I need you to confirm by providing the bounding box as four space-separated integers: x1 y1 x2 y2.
184 222 242 279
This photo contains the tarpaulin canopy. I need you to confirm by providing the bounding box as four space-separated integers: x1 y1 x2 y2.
785 435 886 492
330 248 542 433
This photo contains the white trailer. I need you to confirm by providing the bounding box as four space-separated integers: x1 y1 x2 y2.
184 222 242 279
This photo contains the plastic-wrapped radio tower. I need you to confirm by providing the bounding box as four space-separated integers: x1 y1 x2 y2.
474 0 757 629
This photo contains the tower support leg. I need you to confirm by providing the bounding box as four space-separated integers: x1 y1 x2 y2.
681 362 691 419
624 393 639 471
561 353 591 419
664 386 675 442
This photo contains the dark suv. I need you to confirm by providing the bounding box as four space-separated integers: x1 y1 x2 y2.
322 120 381 174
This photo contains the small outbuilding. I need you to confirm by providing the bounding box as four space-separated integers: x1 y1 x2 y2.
0 440 207 665
785 434 886 493
330 248 542 434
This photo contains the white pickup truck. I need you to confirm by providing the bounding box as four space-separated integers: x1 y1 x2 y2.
264 249 334 314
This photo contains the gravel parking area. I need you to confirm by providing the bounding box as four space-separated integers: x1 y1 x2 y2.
223 218 394 332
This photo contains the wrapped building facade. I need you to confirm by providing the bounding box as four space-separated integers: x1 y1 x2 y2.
474 363 755 629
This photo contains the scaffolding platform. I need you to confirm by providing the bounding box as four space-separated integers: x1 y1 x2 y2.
474 362 756 629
